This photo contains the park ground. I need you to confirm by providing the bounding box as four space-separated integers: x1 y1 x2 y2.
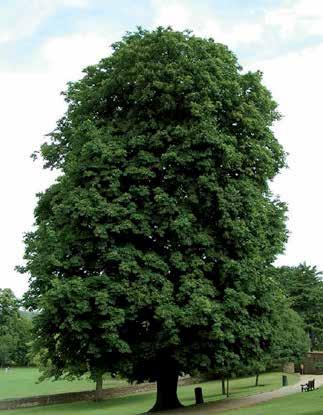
224 380 323 415
0 367 126 399
0 370 298 414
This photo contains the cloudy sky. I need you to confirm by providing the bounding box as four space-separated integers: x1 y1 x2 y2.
2 0 323 297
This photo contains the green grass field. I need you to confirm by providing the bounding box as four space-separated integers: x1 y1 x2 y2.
0 371 298 415
0 368 127 399
224 384 323 415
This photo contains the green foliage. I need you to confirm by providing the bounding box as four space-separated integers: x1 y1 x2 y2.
13 317 33 366
271 306 309 364
274 263 323 350
20 27 287 398
0 288 19 327
0 289 32 367
0 334 16 367
242 281 309 382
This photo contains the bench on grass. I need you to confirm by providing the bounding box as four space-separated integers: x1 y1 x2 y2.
301 379 315 392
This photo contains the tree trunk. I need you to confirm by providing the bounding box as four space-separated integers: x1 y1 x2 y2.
255 372 259 387
226 377 229 398
95 373 103 401
309 331 313 352
221 378 226 395
149 364 183 412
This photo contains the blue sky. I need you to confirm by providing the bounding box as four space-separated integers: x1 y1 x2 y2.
2 0 323 296
3 0 323 71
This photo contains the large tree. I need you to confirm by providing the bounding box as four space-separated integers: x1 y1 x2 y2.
274 263 323 350
20 28 287 411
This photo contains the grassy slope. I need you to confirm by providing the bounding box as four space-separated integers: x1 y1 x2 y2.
0 368 127 399
2 372 298 415
223 385 323 415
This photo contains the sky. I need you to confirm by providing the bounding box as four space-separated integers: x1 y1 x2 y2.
2 0 323 298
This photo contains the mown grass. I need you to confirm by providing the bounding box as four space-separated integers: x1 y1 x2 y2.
1 372 298 415
224 383 323 415
0 368 126 399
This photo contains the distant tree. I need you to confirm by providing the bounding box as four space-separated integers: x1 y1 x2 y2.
0 289 19 366
275 264 323 350
0 289 19 327
19 310 36 321
0 289 32 367
13 317 33 366
20 27 287 411
272 307 309 364
253 305 308 386
236 281 309 387
0 334 16 367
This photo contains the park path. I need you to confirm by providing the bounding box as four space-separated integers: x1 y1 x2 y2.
154 375 323 415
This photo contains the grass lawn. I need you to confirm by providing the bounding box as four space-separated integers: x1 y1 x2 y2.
0 368 127 400
224 384 323 415
2 372 298 415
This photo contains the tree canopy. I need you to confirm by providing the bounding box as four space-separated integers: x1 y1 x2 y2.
20 27 288 411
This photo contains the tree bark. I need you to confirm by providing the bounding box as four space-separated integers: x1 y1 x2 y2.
221 378 226 395
309 331 313 352
149 364 183 412
255 372 259 387
226 377 229 398
95 373 103 401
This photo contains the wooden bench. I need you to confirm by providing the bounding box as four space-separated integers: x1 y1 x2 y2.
301 379 315 392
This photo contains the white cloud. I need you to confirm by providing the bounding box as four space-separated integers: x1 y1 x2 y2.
152 0 191 29
204 21 264 47
151 0 265 47
265 0 323 37
151 0 323 52
0 72 62 298
0 33 10 43
245 43 323 269
58 0 89 6
0 31 112 297
42 33 112 81
0 0 90 44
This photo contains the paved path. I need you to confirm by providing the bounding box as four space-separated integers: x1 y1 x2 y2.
154 375 323 415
